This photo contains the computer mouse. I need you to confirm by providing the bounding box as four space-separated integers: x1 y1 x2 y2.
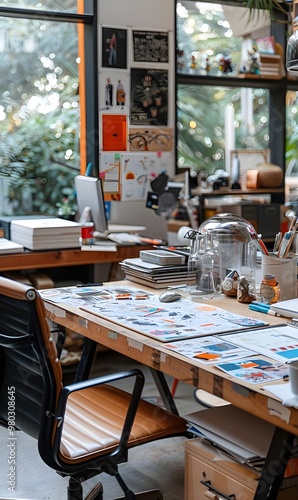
159 291 182 303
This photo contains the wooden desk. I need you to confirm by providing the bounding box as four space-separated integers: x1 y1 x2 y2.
43 283 298 499
0 245 152 272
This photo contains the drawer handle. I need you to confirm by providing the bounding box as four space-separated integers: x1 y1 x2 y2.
204 492 218 499
201 480 236 500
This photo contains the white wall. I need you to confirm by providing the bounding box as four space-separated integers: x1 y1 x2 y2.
97 0 174 35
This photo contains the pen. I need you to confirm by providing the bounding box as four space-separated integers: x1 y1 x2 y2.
76 282 103 287
273 232 282 255
144 308 164 316
248 304 281 316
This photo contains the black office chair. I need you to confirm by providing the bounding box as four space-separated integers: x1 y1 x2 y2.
0 277 188 500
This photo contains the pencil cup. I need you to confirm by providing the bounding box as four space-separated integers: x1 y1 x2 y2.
261 253 298 301
290 361 298 395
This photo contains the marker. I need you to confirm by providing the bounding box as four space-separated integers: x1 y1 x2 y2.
249 304 281 316
251 301 270 309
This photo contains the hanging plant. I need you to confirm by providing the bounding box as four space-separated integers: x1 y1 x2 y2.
242 0 290 22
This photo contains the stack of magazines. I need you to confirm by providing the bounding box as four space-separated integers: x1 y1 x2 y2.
120 257 195 288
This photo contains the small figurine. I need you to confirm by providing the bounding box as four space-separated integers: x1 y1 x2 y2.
190 54 197 73
116 80 126 106
201 53 211 75
248 46 261 75
105 77 113 107
237 275 256 304
219 54 233 75
222 270 239 297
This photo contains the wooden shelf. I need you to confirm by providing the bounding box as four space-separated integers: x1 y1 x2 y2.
191 187 284 198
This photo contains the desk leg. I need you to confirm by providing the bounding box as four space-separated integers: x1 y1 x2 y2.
74 338 98 383
150 369 180 415
253 427 295 500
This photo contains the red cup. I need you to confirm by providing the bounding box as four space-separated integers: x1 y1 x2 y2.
81 222 94 244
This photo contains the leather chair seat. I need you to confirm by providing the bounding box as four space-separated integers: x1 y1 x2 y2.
61 384 187 462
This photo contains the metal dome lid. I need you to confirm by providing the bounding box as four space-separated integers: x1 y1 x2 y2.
198 213 257 244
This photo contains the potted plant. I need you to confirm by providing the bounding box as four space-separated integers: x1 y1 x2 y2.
56 195 77 221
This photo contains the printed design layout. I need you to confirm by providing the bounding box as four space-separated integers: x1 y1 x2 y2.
80 298 267 343
221 325 298 363
163 336 255 363
128 127 173 152
217 358 288 384
132 30 169 63
130 68 168 126
102 27 127 69
120 152 172 201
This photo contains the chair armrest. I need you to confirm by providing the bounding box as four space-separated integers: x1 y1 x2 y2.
54 368 145 458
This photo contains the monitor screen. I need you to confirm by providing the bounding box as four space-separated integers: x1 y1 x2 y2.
74 175 108 234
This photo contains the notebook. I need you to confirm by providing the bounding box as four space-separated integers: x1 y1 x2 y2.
270 298 298 318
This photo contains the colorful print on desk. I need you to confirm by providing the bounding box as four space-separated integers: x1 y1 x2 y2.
80 297 268 342
217 358 289 384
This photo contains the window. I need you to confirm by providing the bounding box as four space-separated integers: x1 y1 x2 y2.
0 1 97 216
176 1 281 178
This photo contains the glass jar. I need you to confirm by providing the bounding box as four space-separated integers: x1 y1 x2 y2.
199 213 257 293
260 274 280 305
187 230 222 299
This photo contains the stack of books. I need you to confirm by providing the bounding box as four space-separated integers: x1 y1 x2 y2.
0 238 24 254
120 257 195 289
10 218 81 250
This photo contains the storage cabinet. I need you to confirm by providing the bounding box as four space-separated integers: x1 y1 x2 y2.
185 439 297 500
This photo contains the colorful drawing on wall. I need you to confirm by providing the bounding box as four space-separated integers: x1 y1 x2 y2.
130 68 168 126
132 30 169 63
99 153 121 201
120 152 172 201
101 114 127 151
99 70 129 111
102 27 127 69
128 127 173 152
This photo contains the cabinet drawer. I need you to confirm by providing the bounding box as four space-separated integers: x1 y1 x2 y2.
185 439 297 500
185 452 256 500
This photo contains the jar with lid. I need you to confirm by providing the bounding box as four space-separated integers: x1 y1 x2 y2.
260 274 280 305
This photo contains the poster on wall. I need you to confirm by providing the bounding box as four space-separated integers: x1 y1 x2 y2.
132 30 169 63
102 27 127 69
120 152 172 201
101 114 127 152
128 127 173 152
98 69 129 111
99 153 121 201
130 68 168 126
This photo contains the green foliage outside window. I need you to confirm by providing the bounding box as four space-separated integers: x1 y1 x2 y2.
0 13 80 216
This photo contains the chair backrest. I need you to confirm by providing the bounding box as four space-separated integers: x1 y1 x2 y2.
0 277 62 442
